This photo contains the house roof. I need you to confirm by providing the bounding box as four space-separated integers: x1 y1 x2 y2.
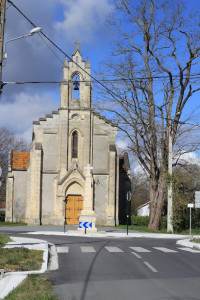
137 201 150 210
12 152 30 169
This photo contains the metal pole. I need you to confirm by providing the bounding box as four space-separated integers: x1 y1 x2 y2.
167 119 173 232
189 207 192 236
127 192 130 236
0 0 6 92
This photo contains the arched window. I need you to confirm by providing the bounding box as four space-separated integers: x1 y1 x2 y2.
72 131 78 158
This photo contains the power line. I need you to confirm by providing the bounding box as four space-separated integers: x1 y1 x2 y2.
6 1 200 96
5 0 200 131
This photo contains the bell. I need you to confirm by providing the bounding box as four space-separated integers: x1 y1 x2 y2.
73 80 79 91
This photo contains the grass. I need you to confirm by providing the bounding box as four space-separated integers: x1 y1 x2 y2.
190 238 200 244
0 222 27 227
117 225 200 235
0 233 12 247
4 274 59 300
117 224 169 233
178 228 200 235
0 234 44 272
0 247 44 272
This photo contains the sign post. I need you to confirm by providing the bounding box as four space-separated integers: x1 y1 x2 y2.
126 191 131 236
187 203 194 236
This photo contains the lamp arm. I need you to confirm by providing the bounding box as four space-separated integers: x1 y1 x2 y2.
4 34 31 56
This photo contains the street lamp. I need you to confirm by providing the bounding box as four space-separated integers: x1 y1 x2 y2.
0 27 42 94
167 112 180 233
3 27 42 60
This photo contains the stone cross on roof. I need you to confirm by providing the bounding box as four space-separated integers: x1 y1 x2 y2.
84 163 93 177
74 40 80 51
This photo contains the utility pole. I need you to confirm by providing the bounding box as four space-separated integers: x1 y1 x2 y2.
0 0 6 94
167 119 173 233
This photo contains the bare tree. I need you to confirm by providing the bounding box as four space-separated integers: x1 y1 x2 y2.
96 0 200 230
0 128 28 203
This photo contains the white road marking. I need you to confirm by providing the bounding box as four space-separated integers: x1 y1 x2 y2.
129 247 151 253
177 247 200 253
131 252 142 259
81 246 96 253
153 247 178 253
57 246 69 253
144 261 158 273
105 246 123 253
48 244 59 270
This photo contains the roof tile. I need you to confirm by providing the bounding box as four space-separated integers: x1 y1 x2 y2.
12 152 30 169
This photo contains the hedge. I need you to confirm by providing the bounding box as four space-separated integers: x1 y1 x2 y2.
131 216 150 226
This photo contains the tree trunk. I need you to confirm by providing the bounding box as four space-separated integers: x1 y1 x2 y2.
148 173 166 231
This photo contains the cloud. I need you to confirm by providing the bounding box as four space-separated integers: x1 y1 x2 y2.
1 0 114 144
175 152 200 165
0 92 58 145
116 139 128 151
54 0 113 42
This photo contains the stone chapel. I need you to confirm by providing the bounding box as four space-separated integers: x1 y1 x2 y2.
6 43 131 230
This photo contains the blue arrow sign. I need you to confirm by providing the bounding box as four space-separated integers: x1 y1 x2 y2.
79 222 83 228
79 221 92 229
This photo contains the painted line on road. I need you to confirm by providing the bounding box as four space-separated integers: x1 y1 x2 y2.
131 252 142 259
144 261 158 273
105 246 123 253
81 246 96 253
153 247 178 253
129 247 151 253
57 247 69 253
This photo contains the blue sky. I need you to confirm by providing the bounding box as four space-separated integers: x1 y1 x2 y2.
0 0 200 167
0 0 115 142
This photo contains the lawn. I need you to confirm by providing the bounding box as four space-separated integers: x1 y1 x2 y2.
0 234 58 299
4 274 59 300
190 238 200 243
117 225 200 235
0 247 44 272
0 222 27 226
0 234 44 272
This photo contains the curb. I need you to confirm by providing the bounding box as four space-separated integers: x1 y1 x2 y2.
0 236 49 299
176 237 200 250
26 230 191 239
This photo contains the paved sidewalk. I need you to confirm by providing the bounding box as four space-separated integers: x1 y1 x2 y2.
0 236 48 299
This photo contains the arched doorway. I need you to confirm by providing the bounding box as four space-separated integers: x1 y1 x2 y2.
65 195 83 225
65 182 84 225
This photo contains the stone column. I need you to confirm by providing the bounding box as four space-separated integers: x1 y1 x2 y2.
5 174 14 222
78 164 97 232
25 143 42 225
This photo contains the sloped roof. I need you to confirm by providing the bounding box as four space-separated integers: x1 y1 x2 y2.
12 152 30 169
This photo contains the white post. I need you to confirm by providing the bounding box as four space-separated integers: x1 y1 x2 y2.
167 119 173 232
0 166 2 187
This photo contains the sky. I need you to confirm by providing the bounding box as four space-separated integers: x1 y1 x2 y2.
1 0 200 170
0 0 115 142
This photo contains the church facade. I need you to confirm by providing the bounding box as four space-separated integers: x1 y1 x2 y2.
6 44 130 227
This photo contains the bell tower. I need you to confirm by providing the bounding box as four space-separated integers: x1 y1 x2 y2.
60 41 92 109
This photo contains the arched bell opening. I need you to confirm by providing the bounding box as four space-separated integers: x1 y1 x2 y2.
73 74 80 100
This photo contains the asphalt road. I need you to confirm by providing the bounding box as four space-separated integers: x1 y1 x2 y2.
2 229 200 300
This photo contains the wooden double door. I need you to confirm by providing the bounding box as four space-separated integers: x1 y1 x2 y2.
65 195 83 225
